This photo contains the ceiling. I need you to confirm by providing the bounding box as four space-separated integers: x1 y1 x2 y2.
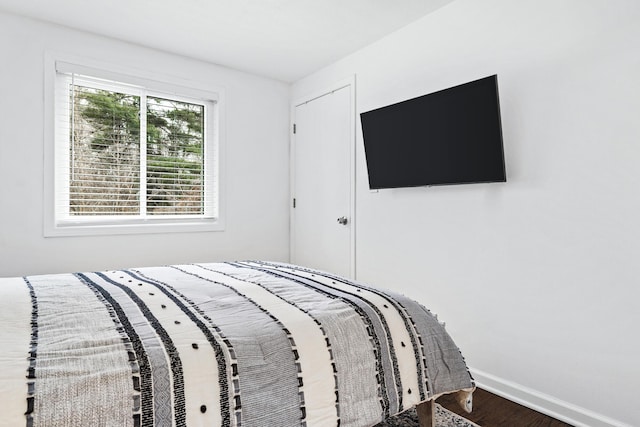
0 0 453 82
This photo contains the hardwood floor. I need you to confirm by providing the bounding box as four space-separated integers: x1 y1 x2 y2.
436 388 574 427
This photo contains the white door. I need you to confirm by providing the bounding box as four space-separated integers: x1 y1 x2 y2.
292 83 354 278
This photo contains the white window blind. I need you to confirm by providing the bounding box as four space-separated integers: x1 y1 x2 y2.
48 60 221 235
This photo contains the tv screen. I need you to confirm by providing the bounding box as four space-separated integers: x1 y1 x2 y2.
360 75 506 190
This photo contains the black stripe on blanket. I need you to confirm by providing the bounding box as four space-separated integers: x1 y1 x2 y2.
79 272 188 427
75 273 155 427
125 269 234 427
23 278 38 427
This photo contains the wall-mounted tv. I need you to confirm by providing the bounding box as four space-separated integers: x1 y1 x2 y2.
360 75 506 190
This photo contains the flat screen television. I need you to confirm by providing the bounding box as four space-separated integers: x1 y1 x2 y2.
360 75 506 190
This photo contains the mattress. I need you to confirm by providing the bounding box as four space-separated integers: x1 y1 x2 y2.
0 261 474 427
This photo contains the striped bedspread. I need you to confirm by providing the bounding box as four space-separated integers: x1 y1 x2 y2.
0 261 474 427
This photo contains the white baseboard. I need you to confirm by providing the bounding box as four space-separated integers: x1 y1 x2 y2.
470 368 632 427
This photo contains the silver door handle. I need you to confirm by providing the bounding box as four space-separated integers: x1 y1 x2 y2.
337 216 348 225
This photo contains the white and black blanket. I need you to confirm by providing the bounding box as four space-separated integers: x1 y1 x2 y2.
0 261 474 427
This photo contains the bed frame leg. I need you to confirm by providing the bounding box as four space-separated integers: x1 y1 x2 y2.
416 400 435 427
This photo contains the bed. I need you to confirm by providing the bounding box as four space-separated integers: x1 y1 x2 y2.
0 261 474 427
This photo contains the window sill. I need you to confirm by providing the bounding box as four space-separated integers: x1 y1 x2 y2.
44 217 225 237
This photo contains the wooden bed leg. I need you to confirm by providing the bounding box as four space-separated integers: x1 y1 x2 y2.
416 400 435 427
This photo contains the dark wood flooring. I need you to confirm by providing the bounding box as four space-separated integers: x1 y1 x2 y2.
436 388 574 427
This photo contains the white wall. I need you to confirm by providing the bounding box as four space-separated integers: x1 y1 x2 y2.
293 1 639 426
0 12 291 277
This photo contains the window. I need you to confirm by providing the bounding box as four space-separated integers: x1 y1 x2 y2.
45 58 223 236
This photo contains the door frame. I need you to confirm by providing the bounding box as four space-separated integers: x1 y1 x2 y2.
290 75 356 279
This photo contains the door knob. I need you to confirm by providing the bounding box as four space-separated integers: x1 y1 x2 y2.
337 216 348 225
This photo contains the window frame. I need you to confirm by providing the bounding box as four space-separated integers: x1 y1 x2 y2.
44 53 225 237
